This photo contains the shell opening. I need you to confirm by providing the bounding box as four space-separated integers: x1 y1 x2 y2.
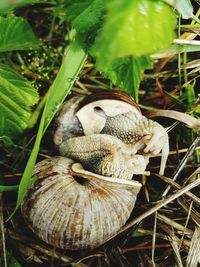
71 163 142 188
74 175 87 185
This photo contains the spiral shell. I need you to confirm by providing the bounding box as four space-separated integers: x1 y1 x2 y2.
21 157 141 250
53 90 140 146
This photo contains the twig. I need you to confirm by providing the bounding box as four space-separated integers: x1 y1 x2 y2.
157 213 193 235
152 212 157 267
151 145 200 158
162 136 200 197
122 243 171 253
155 174 200 206
0 193 7 267
173 39 200 45
179 201 193 249
145 110 200 130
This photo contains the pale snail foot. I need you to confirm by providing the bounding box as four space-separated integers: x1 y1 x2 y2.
98 153 150 179
59 134 150 180
99 111 169 175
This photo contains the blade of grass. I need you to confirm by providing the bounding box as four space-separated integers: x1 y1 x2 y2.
11 38 87 216
0 185 19 191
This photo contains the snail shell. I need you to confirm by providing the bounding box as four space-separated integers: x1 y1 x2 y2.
53 90 140 145
21 156 141 250
54 90 169 175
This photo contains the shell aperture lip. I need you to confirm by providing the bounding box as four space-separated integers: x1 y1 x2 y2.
76 99 140 136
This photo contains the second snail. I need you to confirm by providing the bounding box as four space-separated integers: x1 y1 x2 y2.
21 89 169 250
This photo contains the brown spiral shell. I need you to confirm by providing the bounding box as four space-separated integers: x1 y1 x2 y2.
21 156 141 250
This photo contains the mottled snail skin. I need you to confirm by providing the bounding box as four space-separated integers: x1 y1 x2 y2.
60 134 149 179
54 90 169 175
21 157 141 250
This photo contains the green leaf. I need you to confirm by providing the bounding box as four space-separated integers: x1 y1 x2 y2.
98 56 152 102
96 0 176 67
185 83 195 111
7 251 22 267
0 64 39 138
12 38 87 215
0 0 42 13
59 0 105 48
64 0 104 31
0 16 38 52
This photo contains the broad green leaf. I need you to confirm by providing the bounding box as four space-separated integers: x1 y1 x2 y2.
96 0 176 67
59 0 105 48
98 56 152 102
0 16 38 52
0 64 39 138
12 38 87 215
63 0 104 30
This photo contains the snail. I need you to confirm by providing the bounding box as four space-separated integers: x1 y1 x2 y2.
54 90 169 176
21 90 169 250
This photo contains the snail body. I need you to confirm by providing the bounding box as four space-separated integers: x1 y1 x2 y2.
21 157 141 250
54 90 169 176
22 90 169 251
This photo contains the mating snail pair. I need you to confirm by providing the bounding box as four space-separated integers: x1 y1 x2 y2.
21 90 170 250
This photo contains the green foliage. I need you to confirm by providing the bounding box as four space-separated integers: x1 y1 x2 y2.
96 0 176 67
58 0 105 48
62 0 176 99
185 83 195 111
101 56 152 102
0 64 39 139
64 0 104 33
6 251 22 267
0 16 38 52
